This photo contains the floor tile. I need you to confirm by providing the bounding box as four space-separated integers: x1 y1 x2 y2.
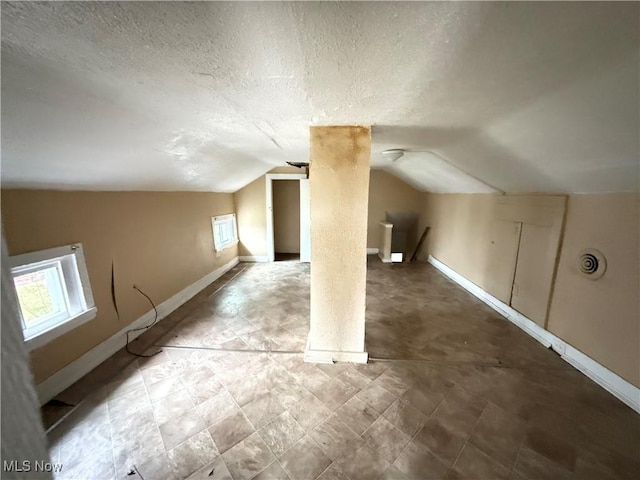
153 389 195 425
184 375 224 405
513 445 576 480
206 411 255 454
335 396 379 435
197 390 239 427
252 461 291 480
168 430 219 479
258 411 305 456
316 464 350 480
159 408 206 451
382 399 428 437
147 375 185 403
223 432 275 480
468 401 527 469
186 457 233 480
356 382 396 414
414 418 466 467
278 436 331 480
362 416 411 463
309 414 360 460
393 440 449 479
522 427 577 473
288 394 332 431
312 376 361 411
450 443 510 479
242 392 286 429
332 442 390 480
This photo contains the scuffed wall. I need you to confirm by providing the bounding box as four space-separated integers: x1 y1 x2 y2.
1 190 237 384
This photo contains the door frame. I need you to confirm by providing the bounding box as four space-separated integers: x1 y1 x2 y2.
265 173 308 262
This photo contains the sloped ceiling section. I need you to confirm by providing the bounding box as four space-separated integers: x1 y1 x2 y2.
1 2 638 193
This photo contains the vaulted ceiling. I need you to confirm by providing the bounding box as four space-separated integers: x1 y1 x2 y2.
1 2 638 193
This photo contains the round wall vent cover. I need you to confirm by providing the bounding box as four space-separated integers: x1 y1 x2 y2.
577 248 606 280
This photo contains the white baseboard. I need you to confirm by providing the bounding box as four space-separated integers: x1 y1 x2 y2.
304 337 368 364
35 257 240 405
428 255 640 414
367 248 379 255
239 255 269 262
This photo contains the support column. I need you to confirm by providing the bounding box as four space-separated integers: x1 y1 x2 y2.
305 126 371 364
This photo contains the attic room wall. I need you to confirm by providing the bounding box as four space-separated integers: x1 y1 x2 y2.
234 168 424 257
546 194 639 387
421 192 640 388
1 189 237 384
367 170 424 250
234 166 300 258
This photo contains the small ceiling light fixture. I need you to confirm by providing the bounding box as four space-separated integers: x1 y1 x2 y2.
381 149 405 163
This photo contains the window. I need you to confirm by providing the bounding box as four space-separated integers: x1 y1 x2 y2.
212 213 238 251
9 244 97 351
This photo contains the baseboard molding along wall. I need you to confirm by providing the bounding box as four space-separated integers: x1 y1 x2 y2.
35 257 240 405
366 248 379 255
239 255 269 262
428 255 640 414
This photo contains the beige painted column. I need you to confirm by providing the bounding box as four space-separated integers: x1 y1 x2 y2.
305 126 371 364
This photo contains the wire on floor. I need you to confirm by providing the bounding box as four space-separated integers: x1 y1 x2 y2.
124 285 162 358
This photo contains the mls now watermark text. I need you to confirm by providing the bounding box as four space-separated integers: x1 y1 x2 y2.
3 460 63 473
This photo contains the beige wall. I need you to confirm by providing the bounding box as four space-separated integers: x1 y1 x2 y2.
367 170 424 249
308 126 371 356
273 180 300 253
1 189 237 384
547 194 639 387
235 168 423 257
234 166 301 258
422 192 640 387
235 175 267 257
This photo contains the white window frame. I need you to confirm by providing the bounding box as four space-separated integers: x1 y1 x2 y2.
212 213 238 252
9 243 97 351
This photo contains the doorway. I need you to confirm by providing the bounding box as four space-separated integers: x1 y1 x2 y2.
265 173 311 263
273 180 301 261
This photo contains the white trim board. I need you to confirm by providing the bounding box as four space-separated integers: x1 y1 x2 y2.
35 257 240 405
239 256 269 263
303 336 368 364
428 255 640 414
367 248 379 255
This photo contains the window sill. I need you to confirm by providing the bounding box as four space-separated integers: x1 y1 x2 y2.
215 240 239 252
24 307 98 352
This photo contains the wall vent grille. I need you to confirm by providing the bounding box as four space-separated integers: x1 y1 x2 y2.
578 249 606 280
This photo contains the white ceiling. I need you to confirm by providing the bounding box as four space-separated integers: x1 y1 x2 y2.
1 2 638 193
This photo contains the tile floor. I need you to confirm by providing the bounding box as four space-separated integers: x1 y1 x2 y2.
45 259 640 480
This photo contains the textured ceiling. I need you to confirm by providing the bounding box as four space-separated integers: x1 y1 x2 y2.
1 2 638 193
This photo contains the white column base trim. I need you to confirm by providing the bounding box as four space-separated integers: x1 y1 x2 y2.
239 255 269 262
304 336 368 364
367 248 379 255
378 253 392 263
35 257 240 405
428 255 640 414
